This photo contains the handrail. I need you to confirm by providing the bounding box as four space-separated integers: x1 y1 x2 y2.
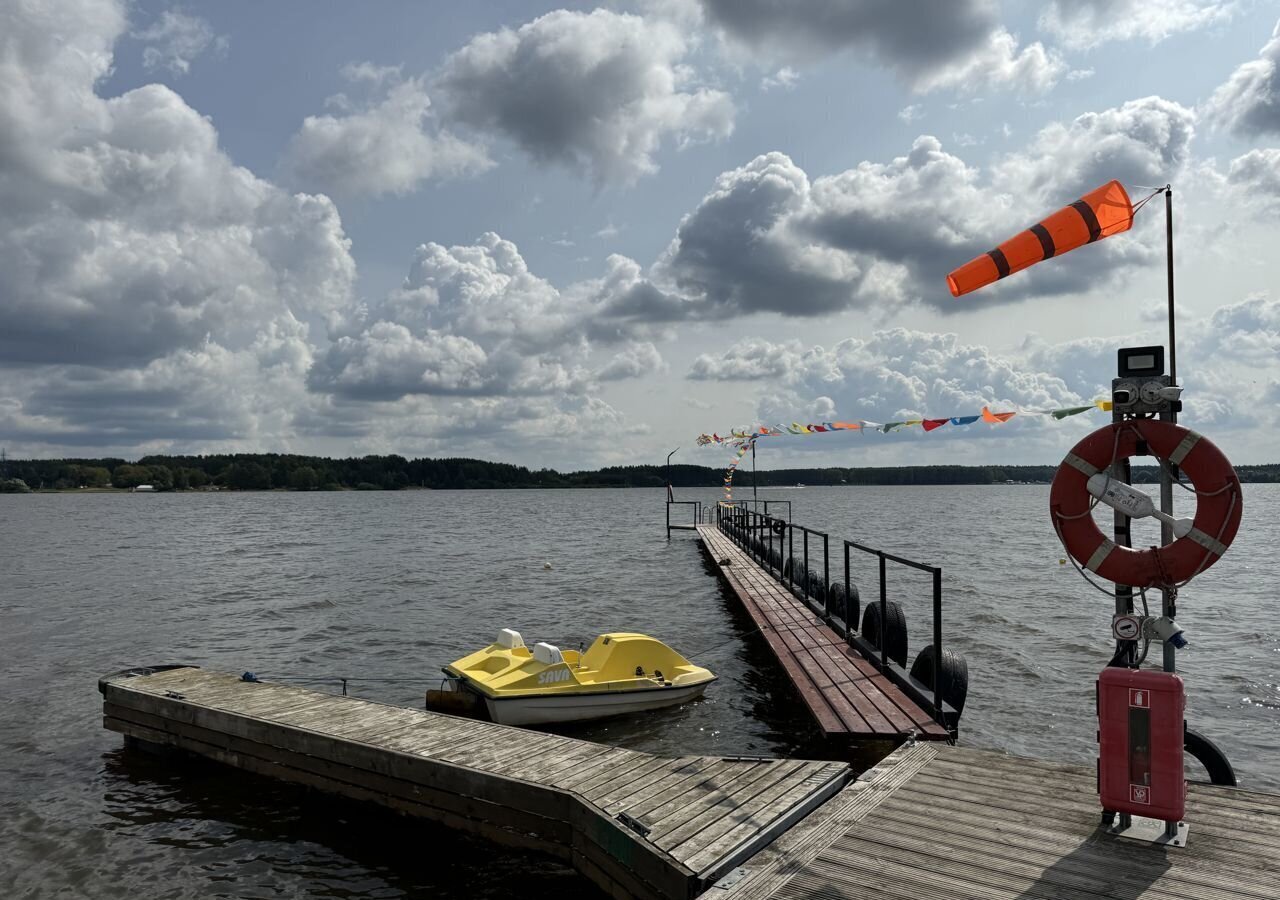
715 504 952 734
844 538 946 729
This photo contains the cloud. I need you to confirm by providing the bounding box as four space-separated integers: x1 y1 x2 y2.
1226 148 1280 213
653 98 1193 320
0 0 356 370
760 67 799 91
912 28 1065 95
898 104 924 123
1 316 319 452
1038 1 1233 50
435 8 734 184
310 234 666 402
283 67 491 198
596 342 665 381
1208 22 1280 137
691 0 1061 94
690 303 1278 465
132 9 228 75
1197 294 1280 362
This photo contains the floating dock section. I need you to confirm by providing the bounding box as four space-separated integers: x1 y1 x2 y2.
101 666 850 900
697 524 949 743
700 741 1280 900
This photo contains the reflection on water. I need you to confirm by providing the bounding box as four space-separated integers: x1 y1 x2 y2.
1 485 1277 897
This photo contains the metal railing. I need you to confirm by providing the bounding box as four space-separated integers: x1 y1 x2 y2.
715 503 955 734
665 499 702 536
844 539 947 729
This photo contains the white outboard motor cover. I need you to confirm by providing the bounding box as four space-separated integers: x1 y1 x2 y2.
532 642 564 665
497 628 525 649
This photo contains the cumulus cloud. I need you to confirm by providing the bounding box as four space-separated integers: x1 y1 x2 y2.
690 304 1278 464
0 0 356 370
1038 1 1233 50
284 66 491 198
690 0 1061 94
132 9 227 75
1226 148 1280 213
596 342 665 381
652 97 1192 320
435 8 734 184
1208 22 1280 137
310 234 664 402
1197 294 1280 362
760 67 799 91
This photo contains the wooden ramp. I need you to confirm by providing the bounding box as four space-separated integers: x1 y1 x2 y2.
700 742 1280 900
698 525 948 743
101 666 850 900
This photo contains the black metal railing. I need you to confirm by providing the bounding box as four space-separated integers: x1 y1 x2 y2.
715 503 955 734
665 499 702 536
844 539 946 729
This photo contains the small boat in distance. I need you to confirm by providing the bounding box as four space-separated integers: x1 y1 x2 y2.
433 629 715 726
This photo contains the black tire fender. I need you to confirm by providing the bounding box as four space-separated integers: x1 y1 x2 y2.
1185 726 1236 786
910 644 969 715
862 600 908 668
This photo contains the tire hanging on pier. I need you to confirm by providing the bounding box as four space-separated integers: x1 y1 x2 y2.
827 582 860 630
805 568 826 605
862 601 909 668
909 644 969 714
1184 726 1237 786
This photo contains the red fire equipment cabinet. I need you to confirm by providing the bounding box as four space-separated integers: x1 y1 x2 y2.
1098 668 1186 821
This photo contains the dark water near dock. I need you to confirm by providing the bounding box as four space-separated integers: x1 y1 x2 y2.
3 486 1278 897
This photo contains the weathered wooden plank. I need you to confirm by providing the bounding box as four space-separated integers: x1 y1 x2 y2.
680 763 848 874
645 761 786 836
104 708 573 844
699 742 940 899
606 758 728 818
599 757 721 814
579 756 686 803
653 760 807 849
564 751 665 795
866 798 1280 900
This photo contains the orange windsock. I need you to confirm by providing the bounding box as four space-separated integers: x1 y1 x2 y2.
947 180 1134 298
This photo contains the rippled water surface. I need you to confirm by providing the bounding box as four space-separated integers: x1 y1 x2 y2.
3 486 1277 897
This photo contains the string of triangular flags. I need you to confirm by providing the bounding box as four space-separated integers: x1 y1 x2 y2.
706 399 1113 501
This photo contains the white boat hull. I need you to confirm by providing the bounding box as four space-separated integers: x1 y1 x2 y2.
480 681 711 726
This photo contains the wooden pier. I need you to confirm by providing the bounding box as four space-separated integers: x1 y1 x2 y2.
697 525 949 743
700 741 1280 900
101 666 850 900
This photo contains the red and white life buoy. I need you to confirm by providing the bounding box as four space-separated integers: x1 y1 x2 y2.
1049 420 1242 589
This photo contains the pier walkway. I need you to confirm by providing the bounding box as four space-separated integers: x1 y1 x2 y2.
697 525 948 743
700 741 1280 900
101 666 849 900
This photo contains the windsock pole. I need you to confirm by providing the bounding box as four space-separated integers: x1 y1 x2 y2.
1160 185 1177 680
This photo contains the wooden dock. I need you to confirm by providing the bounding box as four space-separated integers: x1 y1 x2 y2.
101 666 850 900
699 741 1280 900
697 525 949 743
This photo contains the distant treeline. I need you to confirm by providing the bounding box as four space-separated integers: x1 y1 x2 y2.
2 454 1279 492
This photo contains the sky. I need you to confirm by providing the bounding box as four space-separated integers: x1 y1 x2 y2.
3 0 1280 471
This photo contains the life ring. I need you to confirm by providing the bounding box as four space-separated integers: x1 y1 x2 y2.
1049 420 1242 589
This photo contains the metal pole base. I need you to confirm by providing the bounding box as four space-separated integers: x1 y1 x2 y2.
1104 814 1189 848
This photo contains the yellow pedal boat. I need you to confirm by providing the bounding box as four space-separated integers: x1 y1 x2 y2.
439 629 716 726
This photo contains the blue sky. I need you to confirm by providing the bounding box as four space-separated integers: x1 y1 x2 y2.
3 0 1280 469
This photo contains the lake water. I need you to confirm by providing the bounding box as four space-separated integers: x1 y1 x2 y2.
3 485 1277 897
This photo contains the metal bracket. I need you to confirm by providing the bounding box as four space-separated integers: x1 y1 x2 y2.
711 867 750 890
1105 814 1189 848
615 811 652 838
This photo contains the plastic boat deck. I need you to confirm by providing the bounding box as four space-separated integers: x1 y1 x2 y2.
699 741 1280 900
698 525 949 743
100 666 850 900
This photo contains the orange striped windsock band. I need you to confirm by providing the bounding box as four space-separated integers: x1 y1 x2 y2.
947 180 1134 298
